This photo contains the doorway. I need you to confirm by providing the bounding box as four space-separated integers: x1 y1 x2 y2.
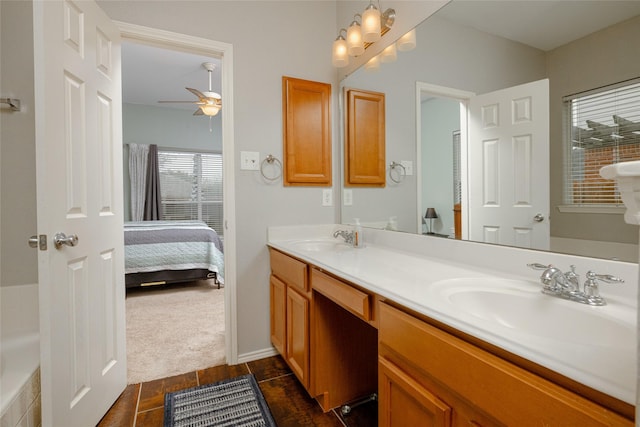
117 23 238 377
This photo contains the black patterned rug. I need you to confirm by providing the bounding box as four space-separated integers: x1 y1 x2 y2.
163 374 276 427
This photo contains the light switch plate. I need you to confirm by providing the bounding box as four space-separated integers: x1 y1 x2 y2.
322 189 333 206
240 151 260 170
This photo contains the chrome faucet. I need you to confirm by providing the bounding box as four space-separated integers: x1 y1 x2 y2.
528 263 624 306
333 229 355 245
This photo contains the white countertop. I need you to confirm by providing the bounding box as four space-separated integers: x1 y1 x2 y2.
267 224 638 406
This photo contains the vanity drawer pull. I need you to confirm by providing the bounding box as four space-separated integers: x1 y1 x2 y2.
311 269 371 321
269 249 308 292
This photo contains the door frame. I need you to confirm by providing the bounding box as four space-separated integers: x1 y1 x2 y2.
116 22 238 364
415 82 474 238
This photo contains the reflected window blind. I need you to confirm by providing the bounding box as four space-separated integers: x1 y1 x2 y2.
158 150 223 235
564 78 640 206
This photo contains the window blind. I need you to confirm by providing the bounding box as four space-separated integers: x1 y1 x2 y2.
158 150 223 235
564 78 640 206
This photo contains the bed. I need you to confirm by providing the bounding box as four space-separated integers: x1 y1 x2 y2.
124 220 224 288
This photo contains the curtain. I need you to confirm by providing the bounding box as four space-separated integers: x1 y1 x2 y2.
128 143 149 221
144 144 162 220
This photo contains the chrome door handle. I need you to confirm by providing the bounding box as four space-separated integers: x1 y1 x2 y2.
533 213 544 223
53 232 78 249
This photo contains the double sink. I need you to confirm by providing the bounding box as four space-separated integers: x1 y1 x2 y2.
281 236 636 405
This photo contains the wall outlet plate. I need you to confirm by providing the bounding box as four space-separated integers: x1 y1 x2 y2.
343 189 353 206
240 151 260 170
322 189 333 206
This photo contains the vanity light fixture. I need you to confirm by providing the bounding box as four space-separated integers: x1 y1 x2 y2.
333 1 396 68
364 55 380 72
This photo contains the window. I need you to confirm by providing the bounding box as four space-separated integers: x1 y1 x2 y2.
158 149 223 235
564 78 640 207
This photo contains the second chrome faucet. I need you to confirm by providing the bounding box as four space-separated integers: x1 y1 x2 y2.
528 263 624 306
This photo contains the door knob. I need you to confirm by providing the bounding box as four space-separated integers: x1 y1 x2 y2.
53 232 78 249
533 213 544 223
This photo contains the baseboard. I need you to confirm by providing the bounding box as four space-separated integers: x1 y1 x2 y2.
236 347 279 364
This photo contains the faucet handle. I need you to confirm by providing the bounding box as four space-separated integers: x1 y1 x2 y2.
585 271 624 284
527 263 551 270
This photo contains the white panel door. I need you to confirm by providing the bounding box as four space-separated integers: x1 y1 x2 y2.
468 79 549 250
33 1 126 426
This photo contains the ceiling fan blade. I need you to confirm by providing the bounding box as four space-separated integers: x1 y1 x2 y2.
186 87 206 99
193 108 204 116
158 100 200 104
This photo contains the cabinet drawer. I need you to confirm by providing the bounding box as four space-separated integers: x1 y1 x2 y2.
378 302 632 426
311 269 371 321
270 248 308 293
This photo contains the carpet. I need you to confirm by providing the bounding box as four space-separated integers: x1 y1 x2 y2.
126 280 225 384
164 374 276 427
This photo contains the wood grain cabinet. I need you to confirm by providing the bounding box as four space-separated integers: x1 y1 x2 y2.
269 248 310 388
378 302 633 427
282 76 332 186
345 88 386 187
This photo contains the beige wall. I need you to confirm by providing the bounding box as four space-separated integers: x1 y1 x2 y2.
98 1 339 356
547 15 640 244
0 1 38 287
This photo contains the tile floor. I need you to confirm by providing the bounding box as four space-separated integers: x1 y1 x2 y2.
97 355 377 427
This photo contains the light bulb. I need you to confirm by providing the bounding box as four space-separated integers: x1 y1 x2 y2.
347 21 364 56
332 35 349 67
397 29 416 52
362 3 381 43
380 43 397 63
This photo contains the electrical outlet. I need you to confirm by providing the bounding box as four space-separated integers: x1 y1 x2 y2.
322 189 333 206
401 160 413 176
240 151 260 170
343 189 353 206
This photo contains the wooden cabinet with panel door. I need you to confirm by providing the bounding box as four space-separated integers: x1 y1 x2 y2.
269 248 311 389
282 76 332 186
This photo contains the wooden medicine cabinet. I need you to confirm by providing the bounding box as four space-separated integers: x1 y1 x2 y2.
282 76 332 186
344 88 386 187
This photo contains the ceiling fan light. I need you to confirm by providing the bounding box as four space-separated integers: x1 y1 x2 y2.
200 103 221 116
362 3 381 43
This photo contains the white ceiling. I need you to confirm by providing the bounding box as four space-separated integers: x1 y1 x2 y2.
121 42 222 112
438 0 640 52
121 1 640 110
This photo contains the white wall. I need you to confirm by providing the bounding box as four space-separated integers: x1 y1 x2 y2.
121 103 222 221
98 1 339 356
547 15 640 245
0 1 37 288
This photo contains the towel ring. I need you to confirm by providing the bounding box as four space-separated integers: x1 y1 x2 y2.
389 161 406 184
260 154 282 181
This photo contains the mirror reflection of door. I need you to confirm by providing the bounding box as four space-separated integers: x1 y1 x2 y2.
419 79 550 250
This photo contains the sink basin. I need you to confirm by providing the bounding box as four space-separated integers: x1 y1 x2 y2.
428 278 635 349
291 240 352 252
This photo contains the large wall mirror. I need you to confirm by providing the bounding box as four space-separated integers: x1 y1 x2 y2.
340 0 640 262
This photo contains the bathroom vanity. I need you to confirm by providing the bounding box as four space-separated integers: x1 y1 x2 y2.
268 225 636 426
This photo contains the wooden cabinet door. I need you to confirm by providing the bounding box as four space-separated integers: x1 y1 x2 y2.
269 275 286 356
345 88 386 187
379 357 452 427
282 76 332 186
287 286 310 388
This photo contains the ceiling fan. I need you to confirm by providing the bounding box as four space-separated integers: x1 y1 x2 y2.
158 62 222 116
